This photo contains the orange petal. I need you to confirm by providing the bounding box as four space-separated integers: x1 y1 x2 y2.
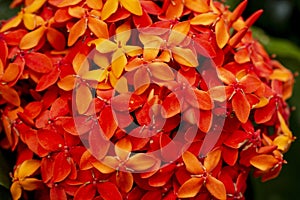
161 93 181 118
57 0 82 7
230 0 248 22
277 112 293 138
172 47 198 67
168 21 190 46
46 27 66 50
148 62 175 81
1 63 20 83
208 86 227 102
111 49 127 78
68 18 87 46
119 0 142 16
92 158 117 174
204 149 221 172
87 0 103 9
206 175 227 200
126 154 157 171
215 19 229 49
234 48 250 64
177 177 204 198
273 135 292 153
190 13 218 26
139 34 162 61
239 74 261 93
232 90 250 124
250 154 278 171
92 38 117 53
115 138 132 161
19 25 46 49
23 13 44 30
193 89 213 110
216 67 236 85
115 21 131 44
88 17 109 39
101 0 118 20
24 0 46 13
17 159 40 178
134 68 150 94
0 85 20 106
10 182 22 200
68 6 85 18
269 69 292 82
57 75 76 91
165 0 183 20
19 178 43 191
73 53 89 75
182 151 204 174
184 0 210 13
116 171 133 193
76 84 93 114
81 69 104 81
0 13 22 32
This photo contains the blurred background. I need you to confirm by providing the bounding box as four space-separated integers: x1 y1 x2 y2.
0 0 299 199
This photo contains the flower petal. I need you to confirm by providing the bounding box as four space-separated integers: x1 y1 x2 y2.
101 0 118 20
182 151 204 174
119 0 143 16
116 171 133 193
88 17 109 39
206 175 227 200
68 18 87 46
172 47 198 67
19 26 46 49
126 154 157 171
191 13 218 26
232 90 250 124
215 19 229 49
177 177 204 198
17 159 40 179
250 154 278 171
204 149 221 172
76 84 93 114
24 52 53 73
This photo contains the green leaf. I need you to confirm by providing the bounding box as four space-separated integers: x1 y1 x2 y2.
251 27 300 62
0 151 11 189
0 0 19 20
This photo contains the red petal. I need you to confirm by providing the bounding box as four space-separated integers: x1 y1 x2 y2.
222 147 238 166
161 93 180 118
47 27 66 50
133 10 152 28
53 153 72 182
224 130 249 149
74 184 96 200
97 182 122 200
24 52 53 73
98 107 118 139
232 90 250 124
50 186 67 200
37 129 64 151
24 101 43 119
50 97 69 119
36 66 60 91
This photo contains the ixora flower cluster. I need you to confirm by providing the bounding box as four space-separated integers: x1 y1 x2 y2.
0 0 296 199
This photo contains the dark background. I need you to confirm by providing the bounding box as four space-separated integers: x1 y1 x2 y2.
0 0 300 199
